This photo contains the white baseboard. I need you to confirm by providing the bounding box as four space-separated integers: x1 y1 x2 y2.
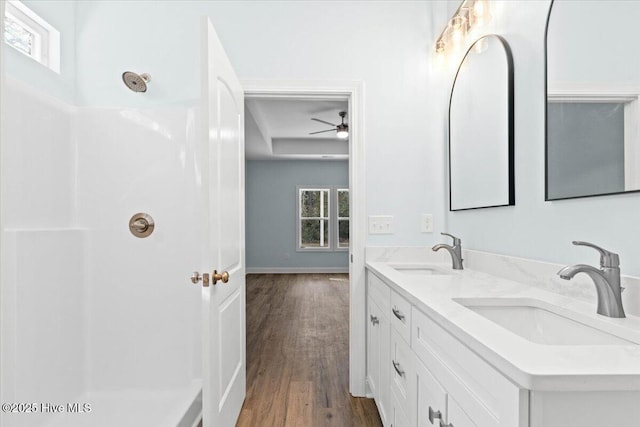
246 267 349 274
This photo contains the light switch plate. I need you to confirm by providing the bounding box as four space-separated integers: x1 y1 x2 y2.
369 215 394 234
420 214 433 233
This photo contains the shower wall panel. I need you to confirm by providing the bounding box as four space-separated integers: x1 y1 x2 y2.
1 80 87 427
75 105 202 390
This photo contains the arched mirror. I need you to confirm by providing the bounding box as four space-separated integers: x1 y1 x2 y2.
546 0 640 200
449 35 514 211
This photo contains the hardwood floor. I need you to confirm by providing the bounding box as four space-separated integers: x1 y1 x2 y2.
236 273 382 427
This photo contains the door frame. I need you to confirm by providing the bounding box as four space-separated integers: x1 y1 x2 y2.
241 79 366 397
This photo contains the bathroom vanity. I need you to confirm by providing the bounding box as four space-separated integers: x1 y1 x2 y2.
365 249 640 427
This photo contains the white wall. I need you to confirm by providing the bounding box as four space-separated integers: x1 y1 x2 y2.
245 160 349 272
433 1 640 277
548 0 640 88
74 0 446 247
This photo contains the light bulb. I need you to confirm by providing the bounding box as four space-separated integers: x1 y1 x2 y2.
337 129 349 139
450 15 467 45
473 0 490 26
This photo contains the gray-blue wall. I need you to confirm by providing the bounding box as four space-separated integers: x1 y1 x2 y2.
245 160 349 271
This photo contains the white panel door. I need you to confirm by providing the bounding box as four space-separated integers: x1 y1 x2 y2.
201 17 246 427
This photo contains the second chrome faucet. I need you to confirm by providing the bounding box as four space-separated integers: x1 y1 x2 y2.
432 232 464 270
558 241 625 318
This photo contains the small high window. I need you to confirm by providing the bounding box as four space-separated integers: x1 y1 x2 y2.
3 1 60 73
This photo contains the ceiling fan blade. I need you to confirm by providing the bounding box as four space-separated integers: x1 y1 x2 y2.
311 118 337 127
309 129 336 135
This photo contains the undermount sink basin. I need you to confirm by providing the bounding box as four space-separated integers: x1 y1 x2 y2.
389 264 449 276
455 298 638 346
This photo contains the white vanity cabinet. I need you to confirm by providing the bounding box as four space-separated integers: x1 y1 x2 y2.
366 270 527 427
366 261 640 427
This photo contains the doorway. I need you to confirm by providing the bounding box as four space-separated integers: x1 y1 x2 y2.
240 81 367 409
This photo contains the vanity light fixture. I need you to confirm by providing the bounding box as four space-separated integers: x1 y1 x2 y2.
434 0 492 57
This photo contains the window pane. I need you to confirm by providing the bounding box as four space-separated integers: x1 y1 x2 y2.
322 190 329 217
301 220 320 246
4 14 33 56
338 220 349 248
338 190 349 217
300 190 320 217
300 219 329 248
323 219 329 247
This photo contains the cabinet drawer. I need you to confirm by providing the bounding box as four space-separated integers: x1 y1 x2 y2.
448 395 477 427
390 289 411 343
368 271 391 315
390 327 415 420
391 387 412 427
416 358 447 427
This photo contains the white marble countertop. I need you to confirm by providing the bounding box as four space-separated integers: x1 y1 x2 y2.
366 259 640 391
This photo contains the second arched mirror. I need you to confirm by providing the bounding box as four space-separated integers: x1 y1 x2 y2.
449 35 514 211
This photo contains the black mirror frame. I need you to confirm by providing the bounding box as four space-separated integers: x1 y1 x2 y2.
448 34 515 211
544 0 640 201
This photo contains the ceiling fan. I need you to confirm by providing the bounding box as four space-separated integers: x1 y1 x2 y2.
310 111 349 139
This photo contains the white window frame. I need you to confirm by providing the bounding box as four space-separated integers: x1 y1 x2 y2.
335 188 349 251
296 186 349 252
4 0 60 73
297 187 332 251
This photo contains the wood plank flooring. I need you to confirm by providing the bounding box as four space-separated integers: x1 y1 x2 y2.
237 273 382 427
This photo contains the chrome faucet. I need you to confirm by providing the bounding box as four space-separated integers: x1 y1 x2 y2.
557 241 625 318
432 232 463 270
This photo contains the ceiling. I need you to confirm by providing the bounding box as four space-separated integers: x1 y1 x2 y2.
245 99 349 160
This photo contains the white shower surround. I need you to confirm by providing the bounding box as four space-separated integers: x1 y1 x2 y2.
1 79 202 427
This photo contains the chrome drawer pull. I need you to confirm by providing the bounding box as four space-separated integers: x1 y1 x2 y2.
392 307 405 321
392 360 405 377
370 315 379 325
428 406 442 424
